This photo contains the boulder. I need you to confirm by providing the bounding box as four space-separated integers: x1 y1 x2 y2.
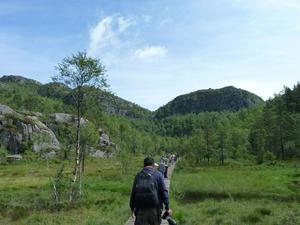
0 105 60 155
98 128 115 147
50 113 73 124
6 154 22 162
50 113 87 124
0 104 17 115
91 150 109 158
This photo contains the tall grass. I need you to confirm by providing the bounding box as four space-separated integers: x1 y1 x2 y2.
170 160 300 225
0 156 144 224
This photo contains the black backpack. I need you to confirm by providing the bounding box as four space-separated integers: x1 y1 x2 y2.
135 170 159 208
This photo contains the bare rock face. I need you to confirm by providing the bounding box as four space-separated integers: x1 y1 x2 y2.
50 113 73 124
91 150 112 158
50 113 87 125
0 105 60 156
98 128 110 146
0 104 18 115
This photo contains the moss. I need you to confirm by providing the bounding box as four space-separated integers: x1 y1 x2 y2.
4 114 37 126
1 124 18 134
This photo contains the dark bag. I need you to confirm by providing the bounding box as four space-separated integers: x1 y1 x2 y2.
135 170 159 208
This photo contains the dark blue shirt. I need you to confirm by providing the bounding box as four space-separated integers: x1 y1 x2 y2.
130 167 169 210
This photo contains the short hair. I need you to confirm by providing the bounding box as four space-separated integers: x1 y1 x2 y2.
144 157 154 167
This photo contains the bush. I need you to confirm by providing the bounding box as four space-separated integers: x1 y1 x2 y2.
241 213 261 224
49 165 70 211
254 207 272 216
0 146 8 164
8 205 30 221
23 151 39 161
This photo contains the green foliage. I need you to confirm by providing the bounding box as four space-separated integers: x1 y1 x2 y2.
38 82 71 100
0 146 8 164
0 157 142 224
171 162 300 225
49 165 70 210
1 75 300 166
155 86 263 118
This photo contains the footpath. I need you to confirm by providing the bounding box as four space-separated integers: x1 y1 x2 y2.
124 163 176 225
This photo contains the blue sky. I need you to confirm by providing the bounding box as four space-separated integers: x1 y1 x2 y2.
1 0 300 110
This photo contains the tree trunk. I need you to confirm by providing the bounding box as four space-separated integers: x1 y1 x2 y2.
279 124 285 160
74 105 81 183
221 146 224 166
70 92 82 202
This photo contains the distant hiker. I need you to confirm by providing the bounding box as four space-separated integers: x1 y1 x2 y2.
171 154 176 165
157 162 165 175
130 157 170 225
163 157 169 179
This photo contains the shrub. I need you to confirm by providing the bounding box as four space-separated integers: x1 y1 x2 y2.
23 150 39 161
8 205 30 221
0 146 8 164
241 213 261 224
254 207 272 216
204 206 223 216
49 165 70 211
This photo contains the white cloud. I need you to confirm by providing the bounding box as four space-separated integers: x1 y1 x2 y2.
118 17 135 32
134 46 168 59
88 16 135 56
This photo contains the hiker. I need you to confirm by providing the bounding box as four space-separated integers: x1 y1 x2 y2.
163 157 169 179
157 162 165 176
130 157 171 225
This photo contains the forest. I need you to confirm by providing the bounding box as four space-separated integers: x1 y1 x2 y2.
0 75 300 164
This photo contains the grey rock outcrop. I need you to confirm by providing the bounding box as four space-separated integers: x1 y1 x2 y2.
98 128 110 146
91 150 112 158
50 113 87 125
0 104 18 115
0 105 60 156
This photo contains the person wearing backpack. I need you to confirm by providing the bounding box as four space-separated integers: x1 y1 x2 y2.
130 157 170 225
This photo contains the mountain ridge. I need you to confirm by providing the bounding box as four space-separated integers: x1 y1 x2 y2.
155 86 264 118
0 75 263 118
0 75 151 119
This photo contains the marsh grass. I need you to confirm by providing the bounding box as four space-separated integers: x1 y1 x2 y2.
170 160 300 225
0 156 144 224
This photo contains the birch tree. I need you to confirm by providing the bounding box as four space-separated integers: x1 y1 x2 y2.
53 51 107 202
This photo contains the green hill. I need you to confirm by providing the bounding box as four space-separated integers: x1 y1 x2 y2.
155 86 264 118
0 75 151 119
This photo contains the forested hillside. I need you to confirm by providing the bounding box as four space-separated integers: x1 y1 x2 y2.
0 75 299 164
155 86 263 118
0 75 151 119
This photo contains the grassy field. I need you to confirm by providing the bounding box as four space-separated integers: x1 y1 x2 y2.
1 157 300 225
170 160 300 225
0 156 143 225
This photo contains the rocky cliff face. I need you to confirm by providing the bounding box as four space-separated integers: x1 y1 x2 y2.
0 104 60 156
0 104 114 158
155 86 264 118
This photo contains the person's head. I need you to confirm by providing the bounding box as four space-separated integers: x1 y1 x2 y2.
144 157 154 167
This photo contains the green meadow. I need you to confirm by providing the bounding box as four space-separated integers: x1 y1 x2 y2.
0 157 142 225
171 160 300 225
0 157 299 225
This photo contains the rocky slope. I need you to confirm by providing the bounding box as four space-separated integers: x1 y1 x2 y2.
0 104 59 157
0 104 114 158
155 86 264 118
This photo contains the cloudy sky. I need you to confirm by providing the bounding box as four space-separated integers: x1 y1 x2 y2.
1 0 300 110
